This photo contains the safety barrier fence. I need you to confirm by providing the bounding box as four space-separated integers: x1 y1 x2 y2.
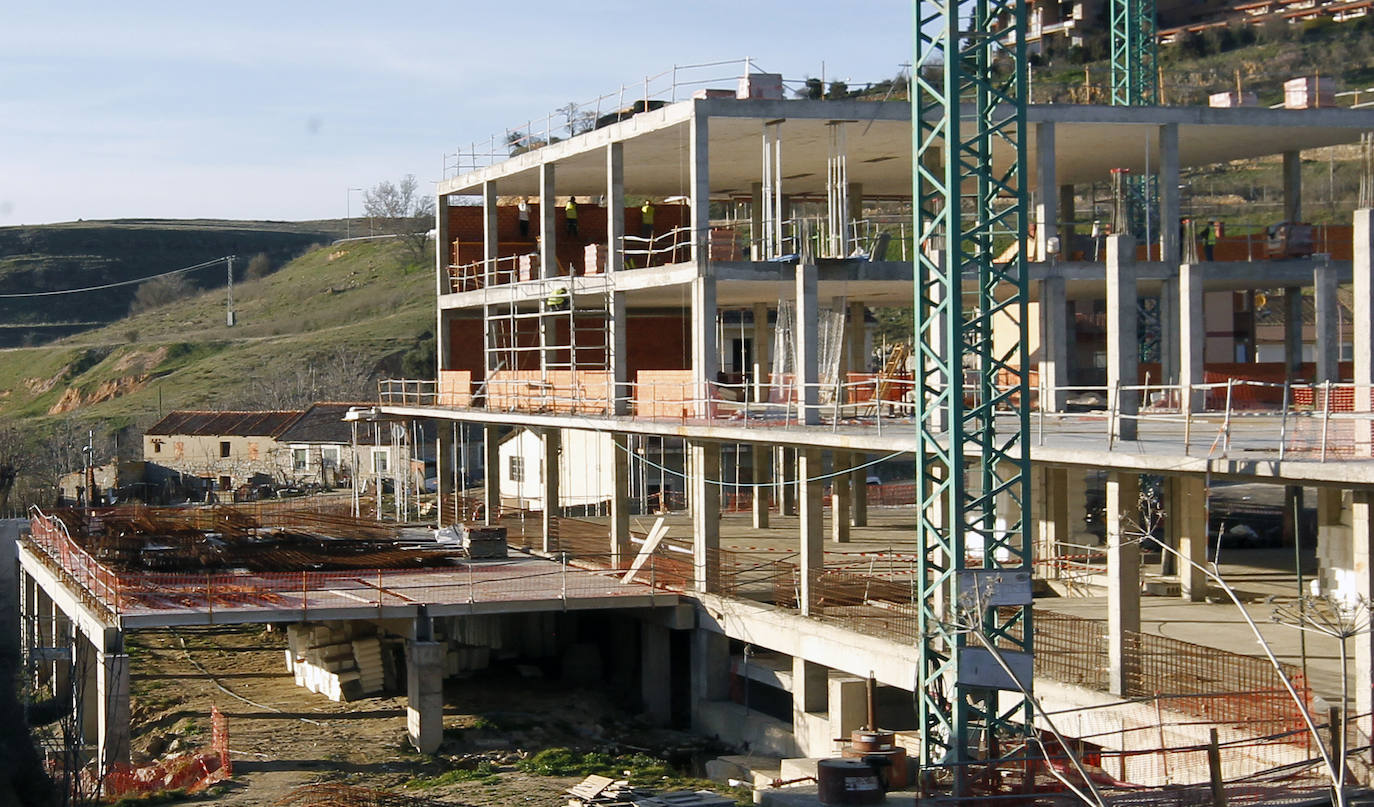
380 372 1374 460
442 214 897 295
1031 610 1314 742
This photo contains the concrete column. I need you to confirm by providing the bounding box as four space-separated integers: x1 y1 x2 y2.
1106 472 1141 697
1352 490 1373 740
1179 263 1205 412
792 657 829 756
406 639 444 754
750 182 764 260
832 451 851 544
611 434 631 566
847 300 866 376
798 448 824 616
847 182 864 231
796 263 820 425
1316 488 1347 599
752 445 771 529
97 650 131 771
752 302 771 403
539 162 557 279
640 622 672 725
435 193 452 371
828 676 868 738
1159 124 1180 264
80 640 97 745
606 143 625 274
846 300 869 528
781 448 797 516
20 569 34 660
482 181 498 269
1040 275 1068 412
34 585 51 692
542 429 560 553
851 455 868 528
691 441 721 593
691 273 718 418
483 425 500 526
690 104 709 265
1314 262 1339 384
1169 476 1209 601
1033 466 1069 577
51 600 68 701
1354 209 1374 454
1283 150 1302 224
1059 184 1077 243
1284 286 1304 380
1156 276 1178 389
1035 122 1057 259
435 429 453 529
1106 235 1139 439
690 628 730 731
611 291 628 415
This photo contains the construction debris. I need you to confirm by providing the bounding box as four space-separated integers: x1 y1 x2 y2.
566 776 736 807
44 503 468 573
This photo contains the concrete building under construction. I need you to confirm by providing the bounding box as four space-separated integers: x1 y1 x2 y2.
13 63 1374 802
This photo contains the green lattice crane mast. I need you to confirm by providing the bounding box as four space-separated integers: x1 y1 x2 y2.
912 0 1034 794
1110 0 1160 106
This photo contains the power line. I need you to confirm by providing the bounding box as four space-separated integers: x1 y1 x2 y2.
0 256 234 299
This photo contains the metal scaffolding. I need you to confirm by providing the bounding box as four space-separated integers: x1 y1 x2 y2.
1111 0 1160 240
912 0 1034 789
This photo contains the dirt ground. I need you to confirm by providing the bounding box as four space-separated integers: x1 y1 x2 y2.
124 625 728 806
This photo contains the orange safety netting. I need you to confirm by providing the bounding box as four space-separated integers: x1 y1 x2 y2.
101 706 231 801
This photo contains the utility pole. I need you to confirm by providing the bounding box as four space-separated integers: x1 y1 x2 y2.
226 255 236 327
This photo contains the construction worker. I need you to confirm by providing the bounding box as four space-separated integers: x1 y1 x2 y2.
517 198 530 238
565 198 579 238
641 200 655 239
1203 219 1218 261
546 286 569 311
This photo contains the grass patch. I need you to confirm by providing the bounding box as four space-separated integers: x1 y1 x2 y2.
404 761 499 788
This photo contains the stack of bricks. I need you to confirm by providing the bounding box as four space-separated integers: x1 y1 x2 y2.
285 622 393 702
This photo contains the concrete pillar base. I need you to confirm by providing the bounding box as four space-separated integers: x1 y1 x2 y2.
640 622 672 726
792 657 830 756
407 640 444 754
690 630 730 732
97 651 131 771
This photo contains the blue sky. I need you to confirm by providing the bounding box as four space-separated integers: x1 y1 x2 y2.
1 2 913 226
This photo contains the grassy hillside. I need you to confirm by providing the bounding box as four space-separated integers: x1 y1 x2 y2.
0 238 434 435
0 219 353 347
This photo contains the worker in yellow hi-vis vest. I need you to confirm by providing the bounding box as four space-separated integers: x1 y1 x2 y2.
565 198 579 238
641 200 655 239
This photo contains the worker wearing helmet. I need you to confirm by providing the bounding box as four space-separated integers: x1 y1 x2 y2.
565 198 579 238
641 200 655 239
546 286 569 311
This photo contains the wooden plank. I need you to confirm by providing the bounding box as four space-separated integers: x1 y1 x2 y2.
621 517 668 585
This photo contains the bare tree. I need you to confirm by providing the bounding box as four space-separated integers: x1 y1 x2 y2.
130 274 192 314
229 347 379 410
362 175 435 266
244 253 273 281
